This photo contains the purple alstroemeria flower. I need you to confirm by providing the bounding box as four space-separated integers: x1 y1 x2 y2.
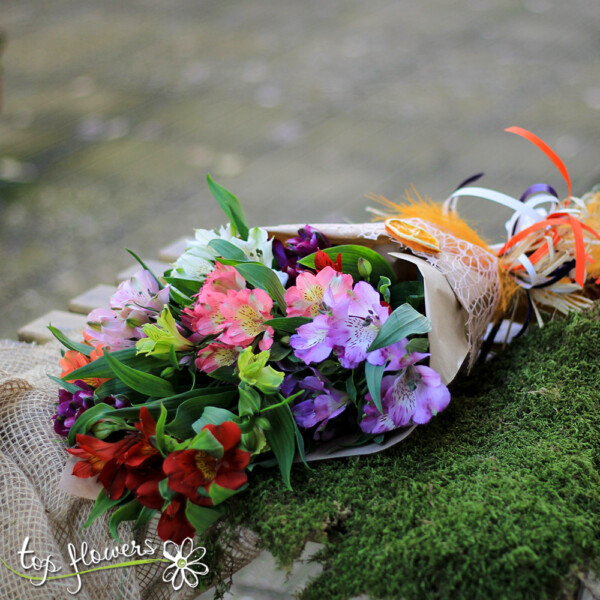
111 269 170 318
273 225 331 282
329 281 391 369
292 373 349 440
289 313 335 364
52 381 129 437
360 364 450 434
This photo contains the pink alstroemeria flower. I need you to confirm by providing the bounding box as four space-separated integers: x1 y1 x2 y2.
183 262 246 337
195 342 242 373
285 266 353 318
360 364 450 434
85 308 141 350
329 281 391 368
219 288 275 350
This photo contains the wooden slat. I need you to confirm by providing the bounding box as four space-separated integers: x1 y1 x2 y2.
158 237 188 262
18 310 88 344
115 260 171 284
68 284 117 314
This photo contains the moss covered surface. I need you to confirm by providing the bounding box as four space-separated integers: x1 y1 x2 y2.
222 306 600 600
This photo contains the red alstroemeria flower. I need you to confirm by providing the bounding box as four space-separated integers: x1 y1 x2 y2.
157 496 196 544
163 422 250 504
68 407 162 500
315 249 342 273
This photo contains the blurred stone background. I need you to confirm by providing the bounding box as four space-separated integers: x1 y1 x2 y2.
2 0 600 339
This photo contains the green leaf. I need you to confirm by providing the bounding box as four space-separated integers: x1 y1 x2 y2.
234 263 287 315
47 374 82 394
264 317 311 332
298 245 397 284
93 377 134 401
368 303 431 352
155 404 168 456
112 387 237 420
104 352 175 398
191 407 239 433
209 483 246 505
289 404 310 470
268 342 292 362
162 275 203 297
166 393 236 439
207 239 248 262
186 427 224 456
185 500 224 535
125 248 164 288
264 403 296 490
48 325 92 356
134 506 156 530
406 337 429 354
365 362 385 414
83 489 127 529
68 403 115 446
109 499 143 541
207 175 249 240
64 347 169 380
389 281 424 310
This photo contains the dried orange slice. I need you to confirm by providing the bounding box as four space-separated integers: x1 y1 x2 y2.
384 218 441 254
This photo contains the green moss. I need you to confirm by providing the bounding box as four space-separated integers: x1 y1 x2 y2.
220 305 600 600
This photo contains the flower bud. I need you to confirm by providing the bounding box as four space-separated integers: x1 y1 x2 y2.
357 257 372 279
92 419 122 439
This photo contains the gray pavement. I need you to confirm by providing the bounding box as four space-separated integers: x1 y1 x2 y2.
2 0 600 338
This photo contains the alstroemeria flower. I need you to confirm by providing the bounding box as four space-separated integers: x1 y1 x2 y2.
273 225 331 281
285 266 353 318
315 249 342 272
196 342 242 373
360 365 450 433
182 262 247 337
157 496 197 544
60 346 109 388
289 314 335 364
329 281 391 368
173 224 273 281
163 422 250 504
237 347 284 394
292 374 349 439
68 407 161 500
219 288 275 350
111 269 170 320
136 307 194 357
84 308 142 350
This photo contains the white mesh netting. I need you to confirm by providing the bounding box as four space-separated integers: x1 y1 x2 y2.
0 340 260 600
399 218 501 367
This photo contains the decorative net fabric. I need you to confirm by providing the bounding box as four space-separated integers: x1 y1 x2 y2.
400 219 501 367
0 340 260 600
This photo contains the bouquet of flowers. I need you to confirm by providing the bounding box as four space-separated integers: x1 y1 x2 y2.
52 127 600 546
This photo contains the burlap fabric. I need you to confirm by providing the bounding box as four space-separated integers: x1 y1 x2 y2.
0 340 260 600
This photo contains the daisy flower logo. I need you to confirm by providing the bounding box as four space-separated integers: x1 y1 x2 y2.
162 538 209 591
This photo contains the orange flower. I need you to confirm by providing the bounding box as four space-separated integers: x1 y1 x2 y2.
60 343 109 388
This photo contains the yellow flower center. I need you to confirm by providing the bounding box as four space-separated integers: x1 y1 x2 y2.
194 451 217 481
235 305 264 336
302 285 324 316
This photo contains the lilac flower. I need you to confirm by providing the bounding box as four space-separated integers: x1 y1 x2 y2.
85 270 170 351
52 381 129 437
111 269 170 318
328 281 390 368
360 364 450 434
273 225 331 282
289 314 335 364
292 374 349 439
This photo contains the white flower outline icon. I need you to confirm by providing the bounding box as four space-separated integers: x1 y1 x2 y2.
162 538 209 591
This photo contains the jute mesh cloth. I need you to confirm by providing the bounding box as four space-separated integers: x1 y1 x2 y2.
0 340 260 600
